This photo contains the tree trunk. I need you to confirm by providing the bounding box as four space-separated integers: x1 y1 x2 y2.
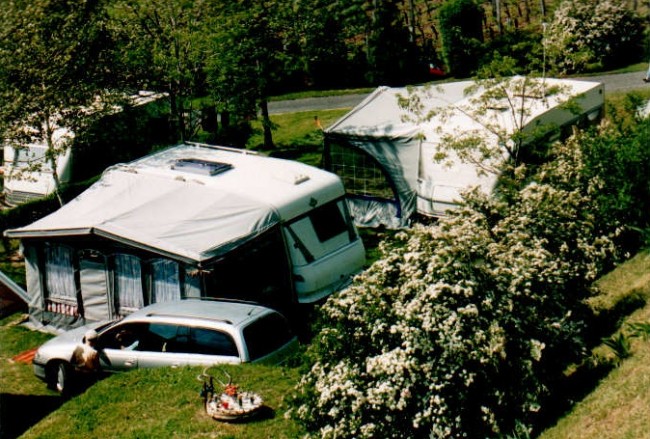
43 114 64 206
260 99 274 149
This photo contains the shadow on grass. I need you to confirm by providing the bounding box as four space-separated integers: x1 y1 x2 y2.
533 352 616 437
0 393 64 439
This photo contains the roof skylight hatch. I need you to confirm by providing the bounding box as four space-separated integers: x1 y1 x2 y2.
171 158 233 176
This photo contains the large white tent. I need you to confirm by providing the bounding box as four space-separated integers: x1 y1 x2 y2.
324 77 604 228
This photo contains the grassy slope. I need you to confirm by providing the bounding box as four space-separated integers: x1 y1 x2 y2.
539 251 650 439
19 365 305 439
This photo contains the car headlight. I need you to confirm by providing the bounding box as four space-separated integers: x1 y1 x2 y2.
33 350 45 364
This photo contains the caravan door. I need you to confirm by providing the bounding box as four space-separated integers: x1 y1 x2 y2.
79 250 112 322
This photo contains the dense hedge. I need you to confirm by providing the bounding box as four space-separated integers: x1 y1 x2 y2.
290 108 650 437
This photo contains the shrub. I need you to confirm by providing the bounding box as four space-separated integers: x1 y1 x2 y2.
291 134 619 438
545 0 644 74
561 103 650 254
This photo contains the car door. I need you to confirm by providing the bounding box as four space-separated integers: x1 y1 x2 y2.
97 322 190 371
133 322 191 369
97 322 146 373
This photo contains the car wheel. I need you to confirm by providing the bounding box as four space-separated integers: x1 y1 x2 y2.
48 362 71 394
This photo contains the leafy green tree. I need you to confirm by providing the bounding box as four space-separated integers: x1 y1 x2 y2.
0 0 118 204
438 0 484 78
109 0 210 142
290 0 356 89
203 0 297 149
365 0 416 86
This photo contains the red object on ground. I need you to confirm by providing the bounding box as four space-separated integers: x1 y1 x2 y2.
429 63 445 77
12 348 37 364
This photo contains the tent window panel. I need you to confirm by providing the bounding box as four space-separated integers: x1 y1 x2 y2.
44 244 77 303
114 254 145 314
151 259 181 303
328 143 394 200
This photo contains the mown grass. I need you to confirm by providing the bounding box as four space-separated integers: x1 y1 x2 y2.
247 108 349 167
539 250 650 439
0 313 61 439
19 364 305 439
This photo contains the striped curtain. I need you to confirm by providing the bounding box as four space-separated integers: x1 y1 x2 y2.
114 254 144 312
151 259 181 303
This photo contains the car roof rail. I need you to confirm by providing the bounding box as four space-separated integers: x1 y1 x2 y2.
144 312 233 325
182 297 262 307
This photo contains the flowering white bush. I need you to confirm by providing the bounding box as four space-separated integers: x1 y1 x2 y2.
545 0 644 74
291 135 620 438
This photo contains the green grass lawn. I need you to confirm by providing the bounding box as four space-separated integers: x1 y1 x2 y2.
19 365 305 439
0 314 61 439
246 108 349 167
0 310 305 438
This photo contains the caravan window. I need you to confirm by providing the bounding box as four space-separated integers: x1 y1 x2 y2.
12 145 50 170
285 199 356 264
151 259 181 303
44 244 77 303
114 254 145 314
310 200 348 243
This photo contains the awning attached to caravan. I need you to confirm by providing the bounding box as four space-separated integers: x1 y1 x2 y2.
6 167 280 264
324 78 604 228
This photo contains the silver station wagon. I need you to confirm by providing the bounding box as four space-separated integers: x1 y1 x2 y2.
33 299 298 394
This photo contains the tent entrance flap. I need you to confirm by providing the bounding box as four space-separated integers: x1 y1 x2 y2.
79 251 111 322
324 134 419 228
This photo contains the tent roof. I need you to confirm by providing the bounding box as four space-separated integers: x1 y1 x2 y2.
325 81 474 139
326 77 602 141
6 143 345 263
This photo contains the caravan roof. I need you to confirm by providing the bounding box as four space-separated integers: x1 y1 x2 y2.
6 143 345 263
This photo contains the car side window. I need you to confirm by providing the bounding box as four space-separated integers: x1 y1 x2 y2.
189 327 239 357
100 323 145 350
139 323 179 352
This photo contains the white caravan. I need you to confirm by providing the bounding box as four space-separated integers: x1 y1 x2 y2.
2 91 168 205
5 143 365 330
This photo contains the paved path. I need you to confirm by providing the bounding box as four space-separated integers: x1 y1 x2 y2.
268 94 368 114
268 71 650 115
